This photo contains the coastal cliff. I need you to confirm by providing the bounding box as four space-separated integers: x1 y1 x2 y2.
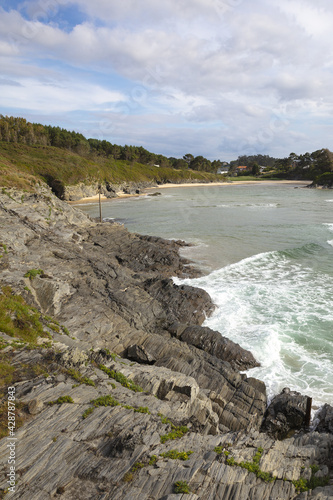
0 185 332 499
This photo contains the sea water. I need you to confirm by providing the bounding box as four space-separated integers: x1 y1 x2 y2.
78 183 333 408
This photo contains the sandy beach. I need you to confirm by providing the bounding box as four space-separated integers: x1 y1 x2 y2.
69 179 311 205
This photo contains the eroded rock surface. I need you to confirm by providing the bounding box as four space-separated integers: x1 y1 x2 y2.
0 186 332 499
261 388 312 440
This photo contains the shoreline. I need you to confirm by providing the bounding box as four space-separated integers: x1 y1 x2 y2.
0 186 332 498
69 179 311 205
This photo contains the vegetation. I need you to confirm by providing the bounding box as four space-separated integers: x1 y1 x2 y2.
1 116 332 191
148 455 158 466
160 425 189 444
0 285 49 344
0 116 222 195
292 465 329 493
160 450 193 461
224 447 275 483
82 407 94 420
48 396 74 405
24 269 44 280
66 368 95 387
98 364 143 392
273 149 333 181
122 461 146 482
90 395 120 408
174 480 190 494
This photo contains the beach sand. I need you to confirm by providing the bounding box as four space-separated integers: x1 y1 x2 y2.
69 180 311 205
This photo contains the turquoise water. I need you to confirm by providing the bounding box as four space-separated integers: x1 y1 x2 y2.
78 183 333 407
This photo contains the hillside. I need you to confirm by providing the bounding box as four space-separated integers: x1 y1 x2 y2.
0 141 222 199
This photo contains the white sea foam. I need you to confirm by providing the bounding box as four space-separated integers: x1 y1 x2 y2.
328 240 333 247
176 248 333 406
323 223 333 232
216 203 278 209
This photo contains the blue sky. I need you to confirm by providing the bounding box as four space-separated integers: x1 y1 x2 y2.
0 0 332 161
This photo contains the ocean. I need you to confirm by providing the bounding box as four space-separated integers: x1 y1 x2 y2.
78 182 333 409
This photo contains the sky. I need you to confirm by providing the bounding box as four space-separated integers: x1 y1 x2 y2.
0 0 333 161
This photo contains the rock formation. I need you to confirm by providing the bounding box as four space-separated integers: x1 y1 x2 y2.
0 185 332 499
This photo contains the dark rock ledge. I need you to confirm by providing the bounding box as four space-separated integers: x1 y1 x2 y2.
0 185 332 500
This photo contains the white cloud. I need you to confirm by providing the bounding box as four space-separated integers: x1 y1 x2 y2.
0 1 332 159
0 76 126 113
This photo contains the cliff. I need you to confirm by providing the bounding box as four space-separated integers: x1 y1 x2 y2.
0 185 332 499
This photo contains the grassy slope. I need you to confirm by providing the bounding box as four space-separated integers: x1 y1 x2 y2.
0 142 221 191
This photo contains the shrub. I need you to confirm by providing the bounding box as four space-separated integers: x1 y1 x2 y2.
98 364 143 392
160 450 193 461
66 368 95 387
174 480 190 494
148 455 158 466
82 407 94 419
134 406 150 414
91 395 119 408
49 395 74 405
24 269 44 279
160 425 189 444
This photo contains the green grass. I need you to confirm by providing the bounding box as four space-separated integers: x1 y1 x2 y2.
292 466 329 492
99 364 143 392
158 413 189 443
66 368 95 387
160 425 189 443
90 395 120 407
82 407 94 419
0 142 222 193
160 450 193 461
225 448 275 483
24 269 44 280
48 396 74 405
0 285 49 343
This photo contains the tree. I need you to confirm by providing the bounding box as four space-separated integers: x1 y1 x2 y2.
250 162 260 176
183 154 194 165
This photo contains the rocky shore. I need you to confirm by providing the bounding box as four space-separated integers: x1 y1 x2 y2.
0 185 332 499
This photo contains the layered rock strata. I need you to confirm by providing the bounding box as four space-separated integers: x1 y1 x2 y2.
0 186 332 499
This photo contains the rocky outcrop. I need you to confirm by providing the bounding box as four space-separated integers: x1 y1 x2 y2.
315 404 333 434
0 344 332 500
261 388 312 440
62 180 156 201
168 323 259 371
0 185 332 499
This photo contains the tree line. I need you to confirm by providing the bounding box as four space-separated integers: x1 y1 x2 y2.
0 115 223 172
0 115 240 173
0 116 332 181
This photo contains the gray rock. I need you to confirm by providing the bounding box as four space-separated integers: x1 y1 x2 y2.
127 344 156 364
0 186 332 500
261 388 312 439
315 404 333 434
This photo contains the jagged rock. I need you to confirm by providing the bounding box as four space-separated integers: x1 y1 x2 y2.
57 347 89 368
315 404 333 434
261 388 312 439
29 276 73 316
127 344 156 364
0 186 332 500
168 323 259 371
27 399 44 415
143 278 215 325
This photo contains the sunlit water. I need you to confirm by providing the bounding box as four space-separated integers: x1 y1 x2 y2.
79 183 333 407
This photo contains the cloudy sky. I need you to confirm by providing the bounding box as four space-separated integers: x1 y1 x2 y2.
0 0 332 161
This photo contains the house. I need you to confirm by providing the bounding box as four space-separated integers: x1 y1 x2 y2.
217 166 230 174
236 165 248 172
